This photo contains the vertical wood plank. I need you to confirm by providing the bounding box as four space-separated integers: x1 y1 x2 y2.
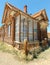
11 17 15 44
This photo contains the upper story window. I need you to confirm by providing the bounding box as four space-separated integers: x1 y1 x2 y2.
8 25 11 37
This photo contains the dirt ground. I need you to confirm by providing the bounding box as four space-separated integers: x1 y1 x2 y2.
0 47 50 65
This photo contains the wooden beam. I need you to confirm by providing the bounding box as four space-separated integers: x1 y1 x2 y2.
11 17 15 44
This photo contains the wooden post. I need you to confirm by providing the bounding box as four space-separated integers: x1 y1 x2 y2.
24 39 28 56
11 17 15 47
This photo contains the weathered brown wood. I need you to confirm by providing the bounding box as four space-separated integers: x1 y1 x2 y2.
24 39 28 56
11 17 15 46
37 22 41 41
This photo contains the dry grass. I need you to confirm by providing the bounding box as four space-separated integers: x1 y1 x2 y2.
0 41 50 65
0 42 18 55
0 41 49 61
0 41 42 61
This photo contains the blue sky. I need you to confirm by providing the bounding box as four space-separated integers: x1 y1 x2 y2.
0 0 50 32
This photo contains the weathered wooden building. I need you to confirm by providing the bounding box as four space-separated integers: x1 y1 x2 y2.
0 3 48 48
